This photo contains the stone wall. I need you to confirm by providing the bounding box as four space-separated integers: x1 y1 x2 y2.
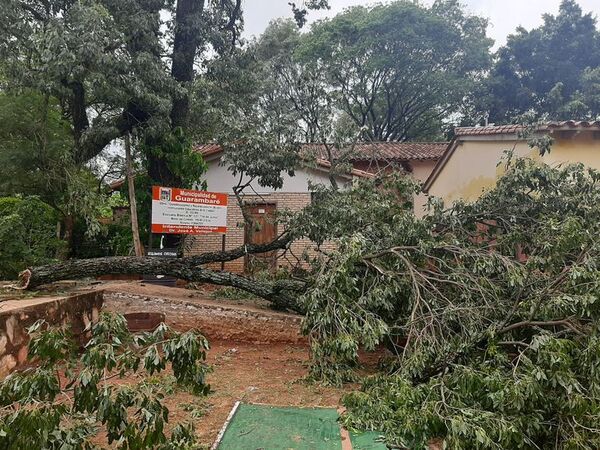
0 291 104 378
104 291 305 345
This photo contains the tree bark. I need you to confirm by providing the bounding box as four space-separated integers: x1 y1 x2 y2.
170 0 205 130
61 215 75 260
19 255 305 312
18 234 304 311
125 133 144 257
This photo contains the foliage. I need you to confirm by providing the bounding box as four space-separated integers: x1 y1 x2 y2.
72 222 139 258
143 128 208 190
210 269 297 303
0 313 210 449
0 197 62 279
98 192 129 219
302 157 600 446
299 0 492 141
0 92 104 226
0 0 328 183
192 27 303 192
0 92 71 201
485 0 600 122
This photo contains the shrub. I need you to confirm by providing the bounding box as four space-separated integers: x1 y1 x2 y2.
0 197 62 279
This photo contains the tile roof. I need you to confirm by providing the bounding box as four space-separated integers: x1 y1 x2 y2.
302 142 447 161
455 121 600 137
546 120 600 130
455 124 523 136
424 120 600 193
313 158 374 179
196 142 448 162
195 143 222 157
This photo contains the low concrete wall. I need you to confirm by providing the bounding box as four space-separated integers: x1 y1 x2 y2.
0 291 104 377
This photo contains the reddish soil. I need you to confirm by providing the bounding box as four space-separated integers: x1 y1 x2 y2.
101 281 306 344
3 280 380 448
169 341 352 447
91 341 362 448
94 281 363 447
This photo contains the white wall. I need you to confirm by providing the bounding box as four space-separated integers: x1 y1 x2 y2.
199 157 351 194
408 160 437 218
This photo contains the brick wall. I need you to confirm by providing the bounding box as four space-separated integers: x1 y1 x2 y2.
185 193 336 273
0 291 104 378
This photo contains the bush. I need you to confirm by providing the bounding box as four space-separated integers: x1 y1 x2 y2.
72 221 136 258
0 197 63 279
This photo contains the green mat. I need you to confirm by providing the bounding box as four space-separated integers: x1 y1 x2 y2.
216 403 388 450
350 431 388 450
217 404 342 450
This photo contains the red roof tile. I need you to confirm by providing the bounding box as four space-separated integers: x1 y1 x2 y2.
455 124 524 136
456 121 600 137
196 142 448 162
302 142 447 161
546 120 600 130
195 143 222 157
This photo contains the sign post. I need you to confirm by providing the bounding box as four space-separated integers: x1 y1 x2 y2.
147 186 229 285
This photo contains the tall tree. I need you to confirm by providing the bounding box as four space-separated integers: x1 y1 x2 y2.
0 92 104 249
0 0 243 187
298 0 492 141
485 0 600 122
0 0 329 252
0 0 328 187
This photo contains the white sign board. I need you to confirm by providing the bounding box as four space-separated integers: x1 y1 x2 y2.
151 186 228 234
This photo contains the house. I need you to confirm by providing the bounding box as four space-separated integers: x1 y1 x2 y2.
423 121 600 209
187 142 446 273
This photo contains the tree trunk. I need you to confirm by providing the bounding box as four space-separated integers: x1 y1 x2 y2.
61 215 75 260
18 234 304 311
125 134 144 257
19 256 304 312
170 0 205 130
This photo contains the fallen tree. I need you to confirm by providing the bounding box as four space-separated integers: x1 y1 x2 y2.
301 157 600 447
18 173 417 313
19 235 306 311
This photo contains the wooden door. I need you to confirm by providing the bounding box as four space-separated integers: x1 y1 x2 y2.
245 204 277 273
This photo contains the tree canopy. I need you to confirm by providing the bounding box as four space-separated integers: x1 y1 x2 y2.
485 0 600 122
298 0 493 141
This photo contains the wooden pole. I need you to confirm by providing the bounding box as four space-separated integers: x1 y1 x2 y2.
125 133 144 257
221 234 226 271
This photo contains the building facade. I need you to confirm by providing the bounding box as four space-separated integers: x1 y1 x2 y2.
423 121 600 207
188 142 446 273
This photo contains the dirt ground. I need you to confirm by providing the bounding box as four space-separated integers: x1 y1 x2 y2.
164 341 352 447
101 281 306 344
1 280 376 447
95 280 364 448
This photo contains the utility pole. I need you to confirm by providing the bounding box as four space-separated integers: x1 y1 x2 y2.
125 133 144 257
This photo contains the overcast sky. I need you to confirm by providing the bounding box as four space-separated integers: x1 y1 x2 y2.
243 0 600 49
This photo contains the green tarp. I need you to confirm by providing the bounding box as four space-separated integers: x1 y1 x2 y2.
349 431 388 450
218 404 342 450
216 403 388 450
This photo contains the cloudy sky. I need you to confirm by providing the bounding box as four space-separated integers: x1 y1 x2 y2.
243 0 600 49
